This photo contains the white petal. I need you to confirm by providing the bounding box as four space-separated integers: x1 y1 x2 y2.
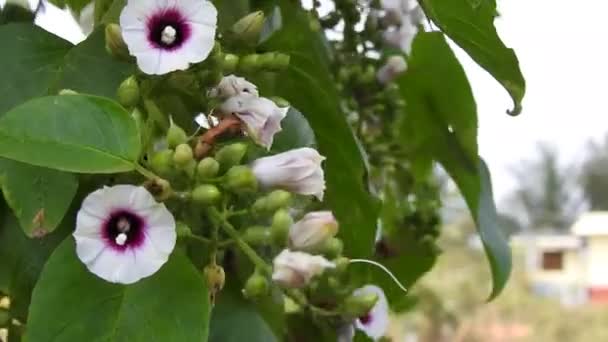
131 240 170 279
129 186 158 212
156 51 191 75
85 249 129 284
354 285 390 340
103 185 142 210
74 235 105 264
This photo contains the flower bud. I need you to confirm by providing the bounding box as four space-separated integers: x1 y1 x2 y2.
258 52 290 71
215 143 247 170
176 222 192 238
231 11 265 44
243 272 269 299
376 55 408 85
204 263 226 295
173 144 194 166
251 148 326 200
167 118 188 148
224 165 258 194
192 184 221 205
238 54 260 73
222 54 240 73
334 257 350 274
208 75 258 99
243 226 270 245
289 211 339 252
145 177 173 201
117 76 140 108
322 237 344 259
271 209 293 245
344 292 379 318
105 23 129 60
266 190 292 211
272 249 335 288
149 149 174 177
197 157 220 180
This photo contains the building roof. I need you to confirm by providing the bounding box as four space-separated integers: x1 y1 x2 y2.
571 212 608 236
511 233 582 250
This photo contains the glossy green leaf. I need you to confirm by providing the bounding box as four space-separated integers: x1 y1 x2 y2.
420 0 526 115
27 240 210 342
209 290 278 342
0 24 71 114
0 95 141 173
399 32 511 298
47 0 93 14
262 3 380 257
271 107 316 152
0 159 78 237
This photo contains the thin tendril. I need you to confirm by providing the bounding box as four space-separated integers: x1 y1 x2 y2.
349 259 408 294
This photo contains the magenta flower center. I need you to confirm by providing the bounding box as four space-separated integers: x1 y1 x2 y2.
359 312 373 326
147 9 191 50
103 210 146 251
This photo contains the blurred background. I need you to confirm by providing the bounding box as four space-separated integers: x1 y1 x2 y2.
3 0 608 341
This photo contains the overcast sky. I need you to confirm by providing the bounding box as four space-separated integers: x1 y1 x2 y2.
16 0 608 206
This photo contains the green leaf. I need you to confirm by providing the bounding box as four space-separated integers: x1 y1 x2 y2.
0 24 71 114
47 0 93 14
420 0 526 115
0 95 141 173
57 28 135 99
0 159 78 237
209 290 278 342
262 3 380 257
399 32 511 299
27 240 210 341
271 107 316 152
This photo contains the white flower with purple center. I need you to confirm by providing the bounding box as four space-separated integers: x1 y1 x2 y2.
353 285 390 340
73 185 177 284
119 0 217 75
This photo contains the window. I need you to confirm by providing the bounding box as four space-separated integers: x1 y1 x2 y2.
542 251 564 270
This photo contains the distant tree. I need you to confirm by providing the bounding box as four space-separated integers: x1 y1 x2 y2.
581 136 608 210
506 144 583 232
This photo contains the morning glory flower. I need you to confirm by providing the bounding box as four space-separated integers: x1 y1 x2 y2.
73 185 176 284
119 0 217 75
353 285 390 340
289 211 339 251
272 249 335 288
208 75 260 99
251 148 326 200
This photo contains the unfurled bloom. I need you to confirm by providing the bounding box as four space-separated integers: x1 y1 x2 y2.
353 285 390 340
251 148 326 200
73 185 176 284
119 0 217 75
272 249 335 288
208 74 259 99
289 211 339 251
376 55 408 84
220 94 288 149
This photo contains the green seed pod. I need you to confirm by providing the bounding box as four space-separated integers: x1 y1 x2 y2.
231 11 265 44
322 237 344 259
215 143 247 171
149 149 175 177
192 184 221 205
243 273 269 299
105 23 129 60
176 222 192 238
265 190 292 211
167 118 188 148
204 263 226 294
238 54 260 73
252 197 269 214
344 292 379 318
224 166 258 194
243 226 270 245
117 76 140 108
271 209 293 245
173 144 194 166
222 54 240 73
197 157 220 180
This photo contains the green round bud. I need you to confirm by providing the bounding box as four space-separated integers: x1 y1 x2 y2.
322 237 344 259
117 76 140 108
334 257 350 274
149 149 174 177
224 166 258 194
238 54 260 73
243 226 270 245
176 222 192 238
204 263 226 293
251 197 269 214
344 292 379 318
265 190 292 212
192 184 221 205
167 119 188 148
215 143 247 171
269 96 290 108
271 209 293 245
173 144 194 166
231 11 265 44
197 157 220 180
243 273 269 299
222 54 240 73
105 23 129 60
273 53 291 70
